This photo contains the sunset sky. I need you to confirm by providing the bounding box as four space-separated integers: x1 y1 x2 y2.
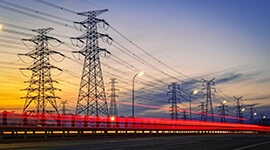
0 0 269 122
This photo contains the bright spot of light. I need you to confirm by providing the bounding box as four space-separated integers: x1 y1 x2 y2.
193 90 198 94
138 71 144 77
110 116 115 121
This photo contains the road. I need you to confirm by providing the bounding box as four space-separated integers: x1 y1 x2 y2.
0 134 270 150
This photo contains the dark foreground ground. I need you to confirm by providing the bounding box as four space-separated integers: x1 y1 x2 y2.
0 134 270 150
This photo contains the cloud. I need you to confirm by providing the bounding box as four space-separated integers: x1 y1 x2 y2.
257 77 270 84
215 73 243 84
244 95 270 101
254 105 270 115
214 70 264 85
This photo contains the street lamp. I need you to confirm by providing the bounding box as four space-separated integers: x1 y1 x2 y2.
132 71 144 118
189 90 198 120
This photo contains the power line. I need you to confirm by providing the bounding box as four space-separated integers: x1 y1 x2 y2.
2 0 236 103
0 1 243 122
30 0 200 88
0 23 200 98
0 3 72 28
215 86 234 101
0 4 186 88
34 0 77 14
81 0 200 82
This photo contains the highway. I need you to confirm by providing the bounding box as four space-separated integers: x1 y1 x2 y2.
0 134 270 150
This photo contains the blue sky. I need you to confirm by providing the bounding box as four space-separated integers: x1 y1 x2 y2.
0 0 269 122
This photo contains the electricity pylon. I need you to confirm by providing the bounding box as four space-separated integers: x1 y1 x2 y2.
181 110 188 120
260 113 266 125
20 27 63 118
202 78 215 121
71 9 112 117
108 78 118 117
247 104 256 124
59 100 70 115
234 96 243 123
198 102 206 121
167 83 181 119
218 101 229 123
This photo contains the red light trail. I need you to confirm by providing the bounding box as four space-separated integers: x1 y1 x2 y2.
96 99 247 121
0 111 269 133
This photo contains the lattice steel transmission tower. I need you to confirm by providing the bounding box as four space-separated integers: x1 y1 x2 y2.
181 110 188 120
198 102 206 121
247 104 256 124
202 78 216 121
20 27 63 117
108 78 118 117
71 9 112 117
218 101 229 123
167 83 181 119
234 96 243 123
59 100 70 115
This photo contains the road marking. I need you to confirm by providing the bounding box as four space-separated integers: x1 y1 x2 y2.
233 141 270 150
165 142 197 146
